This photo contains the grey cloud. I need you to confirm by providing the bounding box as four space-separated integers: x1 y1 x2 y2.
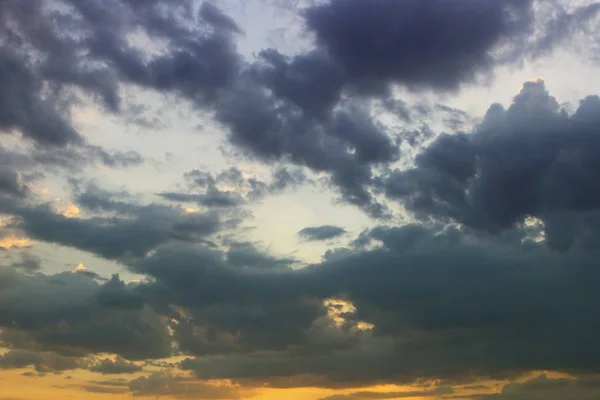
319 386 454 400
199 2 242 33
525 2 600 59
0 268 172 360
252 49 345 119
162 166 311 208
132 243 326 356
0 184 225 261
225 241 297 269
4 220 600 387
0 144 143 172
382 80 600 250
80 385 128 394
0 167 28 199
164 224 600 387
128 372 242 399
304 0 534 93
89 356 142 375
8 252 41 274
11 203 220 260
472 374 600 400
0 350 83 373
215 78 391 217
298 225 347 241
0 0 240 154
0 48 82 146
158 191 243 208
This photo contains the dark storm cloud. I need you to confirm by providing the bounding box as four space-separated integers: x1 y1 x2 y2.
165 224 600 387
0 267 172 360
4 220 600 386
382 80 600 250
298 225 346 241
303 0 534 93
89 356 142 375
131 243 327 356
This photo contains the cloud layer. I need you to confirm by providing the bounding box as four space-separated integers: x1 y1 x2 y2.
2 0 600 399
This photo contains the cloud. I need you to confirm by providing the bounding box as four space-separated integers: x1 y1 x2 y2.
89 356 142 375
303 0 534 93
215 81 393 217
318 386 454 400
0 185 225 261
0 268 172 360
7 252 41 274
167 224 600 387
128 372 243 399
0 350 83 373
0 48 82 146
225 241 297 269
471 374 600 400
0 143 143 172
0 167 29 199
3 214 600 388
298 225 347 241
2 0 600 396
199 2 242 33
382 79 600 250
160 166 311 208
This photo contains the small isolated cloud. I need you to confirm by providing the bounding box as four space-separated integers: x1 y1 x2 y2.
298 225 347 241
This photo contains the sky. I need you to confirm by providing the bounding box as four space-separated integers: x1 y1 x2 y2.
1 0 600 399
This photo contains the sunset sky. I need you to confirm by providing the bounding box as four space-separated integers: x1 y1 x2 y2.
2 0 600 399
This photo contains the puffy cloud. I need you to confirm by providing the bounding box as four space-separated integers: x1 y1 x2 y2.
303 0 534 93
382 80 600 250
